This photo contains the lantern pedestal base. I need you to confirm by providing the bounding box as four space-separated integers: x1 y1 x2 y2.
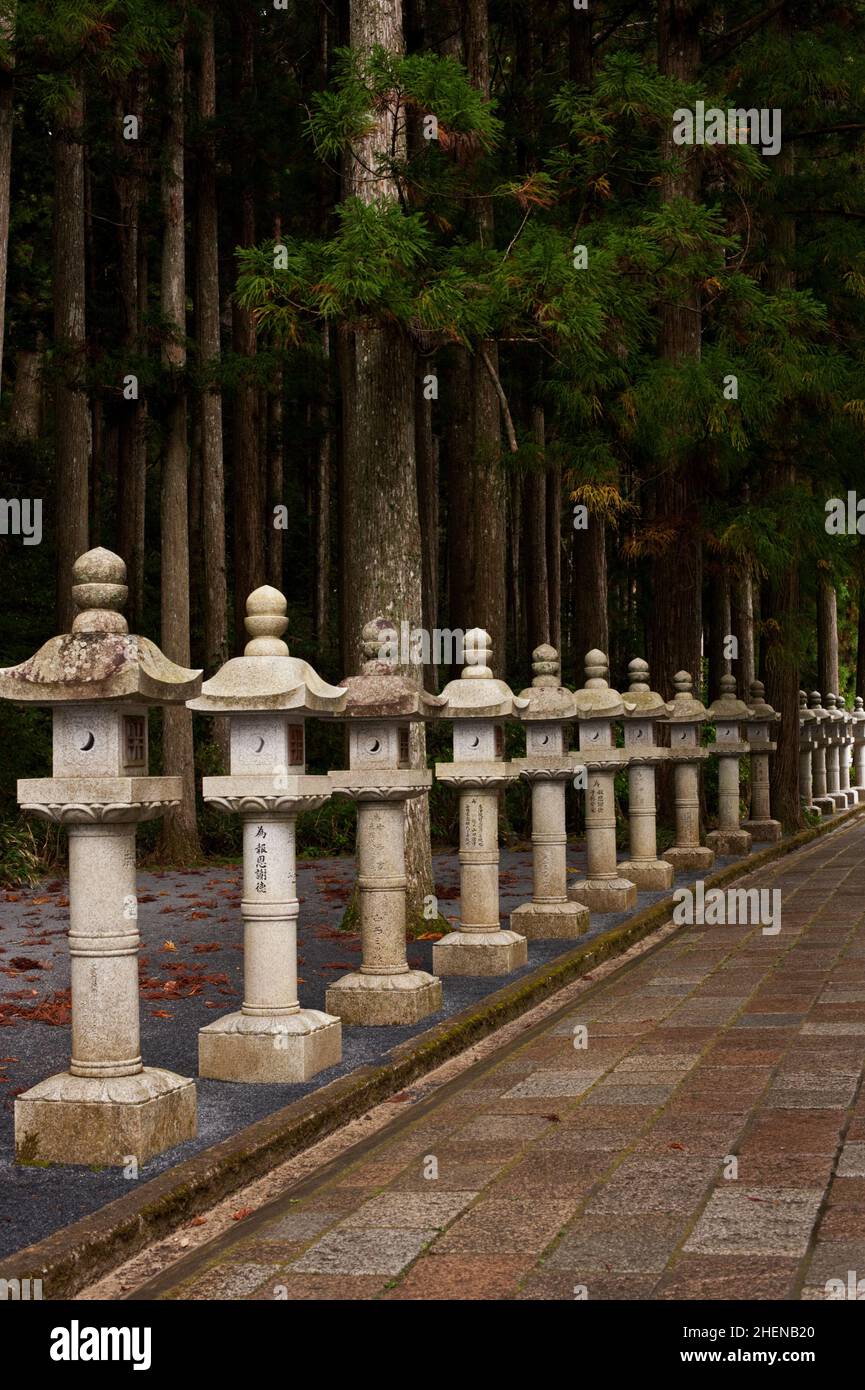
433 929 527 977
198 1010 341 1083
617 858 674 891
812 796 837 816
743 818 782 843
14 1067 196 1168
568 876 636 913
841 791 857 807
509 900 589 939
828 792 850 810
706 828 752 857
326 970 442 1026
663 845 715 872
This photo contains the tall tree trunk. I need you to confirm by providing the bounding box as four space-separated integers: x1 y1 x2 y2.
341 0 433 928
315 324 334 653
817 572 840 697
573 504 609 667
231 3 265 650
764 60 802 830
416 353 439 691
546 465 562 653
647 0 704 700
54 76 90 628
732 569 755 698
857 557 865 698
0 8 13 399
524 404 549 655
159 34 200 862
196 1 228 692
707 567 731 700
9 347 42 439
115 76 147 630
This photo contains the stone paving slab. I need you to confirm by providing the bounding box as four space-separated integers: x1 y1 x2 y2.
126 818 865 1301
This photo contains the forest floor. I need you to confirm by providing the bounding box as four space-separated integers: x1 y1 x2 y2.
0 829 823 1264
97 817 865 1303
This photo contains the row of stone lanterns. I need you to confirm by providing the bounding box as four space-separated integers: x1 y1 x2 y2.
0 548 815 1168
799 689 865 814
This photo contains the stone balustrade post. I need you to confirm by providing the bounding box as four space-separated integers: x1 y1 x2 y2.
433 630 529 976
567 650 636 912
824 694 848 810
662 671 714 871
838 698 856 806
0 548 200 1166
188 586 345 1082
511 645 588 938
852 696 865 802
809 692 834 814
799 690 816 810
325 619 444 1024
705 675 752 858
618 658 673 889
743 680 781 842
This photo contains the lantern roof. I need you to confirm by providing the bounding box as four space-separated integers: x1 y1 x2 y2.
337 619 445 719
437 629 529 718
0 548 201 707
188 586 346 714
665 670 709 723
516 645 577 720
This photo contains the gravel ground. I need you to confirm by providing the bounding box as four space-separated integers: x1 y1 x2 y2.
0 843 733 1259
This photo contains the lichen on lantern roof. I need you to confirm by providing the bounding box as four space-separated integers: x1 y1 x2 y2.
573 649 632 719
622 657 667 717
747 680 779 722
707 673 751 721
517 644 576 720
0 547 201 706
334 619 446 719
187 584 347 714
665 670 709 722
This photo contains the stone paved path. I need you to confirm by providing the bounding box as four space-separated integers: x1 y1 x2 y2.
132 820 865 1302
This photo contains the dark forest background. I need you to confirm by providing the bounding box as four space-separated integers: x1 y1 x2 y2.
1 0 865 902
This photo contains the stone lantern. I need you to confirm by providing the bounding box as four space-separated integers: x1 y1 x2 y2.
837 698 856 806
798 690 816 810
743 680 781 842
0 548 200 1166
809 692 835 816
618 658 673 890
510 644 588 938
187 586 346 1082
432 629 529 976
705 675 752 858
568 650 636 912
662 671 714 872
823 694 848 810
852 696 865 801
324 619 444 1025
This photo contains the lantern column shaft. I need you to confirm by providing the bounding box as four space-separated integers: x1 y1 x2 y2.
327 797 442 1024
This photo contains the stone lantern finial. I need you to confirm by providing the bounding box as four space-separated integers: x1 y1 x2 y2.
799 689 807 710
584 649 609 687
463 628 492 678
243 585 289 656
628 657 651 693
71 547 129 635
719 672 738 698
531 643 559 688
673 670 693 695
857 696 865 713
360 617 398 671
